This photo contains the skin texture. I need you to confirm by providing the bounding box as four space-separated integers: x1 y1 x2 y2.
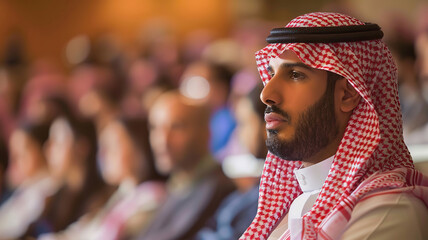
261 50 360 167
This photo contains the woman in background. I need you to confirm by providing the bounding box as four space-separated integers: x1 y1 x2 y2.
28 96 111 236
40 117 166 240
0 121 57 239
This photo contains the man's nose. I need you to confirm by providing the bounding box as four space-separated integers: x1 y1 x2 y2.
260 76 282 106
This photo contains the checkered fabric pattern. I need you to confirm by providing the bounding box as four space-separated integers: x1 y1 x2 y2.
241 12 428 239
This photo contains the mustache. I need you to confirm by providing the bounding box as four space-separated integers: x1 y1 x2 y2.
265 105 291 122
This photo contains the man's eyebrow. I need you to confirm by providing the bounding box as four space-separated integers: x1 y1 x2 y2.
267 62 315 72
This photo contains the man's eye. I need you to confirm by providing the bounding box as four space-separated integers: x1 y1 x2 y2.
268 71 275 78
290 71 305 80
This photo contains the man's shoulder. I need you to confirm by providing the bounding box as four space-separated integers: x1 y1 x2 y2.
351 173 428 219
343 192 428 239
355 191 426 211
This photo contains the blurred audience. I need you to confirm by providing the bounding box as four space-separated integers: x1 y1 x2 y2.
0 67 21 142
403 30 428 145
18 61 66 126
136 91 235 240
418 31 428 103
27 96 110 236
40 117 165 240
389 36 428 134
0 135 10 206
121 58 160 118
69 62 124 133
0 121 57 239
179 60 237 161
0 11 427 240
197 83 266 240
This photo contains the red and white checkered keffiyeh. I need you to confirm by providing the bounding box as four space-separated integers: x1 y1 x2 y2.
241 12 428 240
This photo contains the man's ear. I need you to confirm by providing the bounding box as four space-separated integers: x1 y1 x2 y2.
336 78 361 113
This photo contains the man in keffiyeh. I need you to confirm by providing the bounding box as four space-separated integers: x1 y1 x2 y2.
241 12 428 240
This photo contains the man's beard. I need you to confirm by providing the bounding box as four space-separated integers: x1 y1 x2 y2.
265 86 338 161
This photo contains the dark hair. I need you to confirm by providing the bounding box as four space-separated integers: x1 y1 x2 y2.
119 117 166 182
42 95 78 127
208 62 235 96
43 95 106 203
21 122 50 150
75 120 104 189
16 121 51 167
326 71 343 94
327 71 343 82
0 136 8 172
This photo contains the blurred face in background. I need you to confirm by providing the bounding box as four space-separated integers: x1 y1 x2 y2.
180 62 211 103
128 59 158 94
235 97 266 158
149 93 210 175
416 32 428 102
68 65 106 107
98 121 137 185
179 61 229 111
7 130 44 187
44 118 74 179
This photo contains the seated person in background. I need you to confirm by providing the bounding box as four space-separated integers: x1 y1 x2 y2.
0 122 57 239
197 84 266 240
135 90 235 240
179 60 237 160
40 117 166 240
403 30 428 144
0 133 11 206
27 96 110 236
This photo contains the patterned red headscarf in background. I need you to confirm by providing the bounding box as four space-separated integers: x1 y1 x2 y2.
241 12 428 240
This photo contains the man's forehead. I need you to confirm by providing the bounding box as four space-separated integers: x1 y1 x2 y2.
268 50 313 71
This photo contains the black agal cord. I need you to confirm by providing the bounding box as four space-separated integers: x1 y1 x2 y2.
266 23 383 43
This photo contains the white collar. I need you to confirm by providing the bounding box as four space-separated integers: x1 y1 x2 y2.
294 156 334 192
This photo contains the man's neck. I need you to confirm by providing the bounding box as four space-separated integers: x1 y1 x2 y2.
301 136 341 168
